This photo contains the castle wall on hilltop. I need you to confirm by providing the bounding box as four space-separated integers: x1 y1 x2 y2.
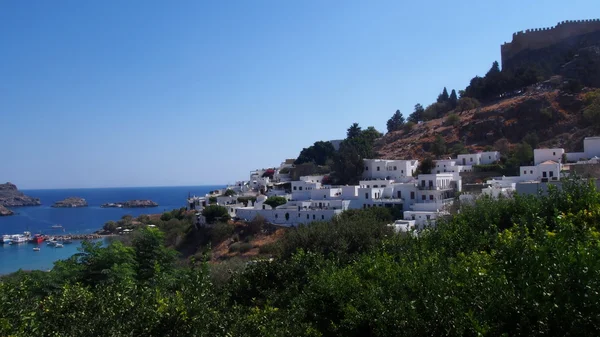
501 19 600 69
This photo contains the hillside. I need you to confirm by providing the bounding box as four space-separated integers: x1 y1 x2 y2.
0 182 41 207
375 82 597 160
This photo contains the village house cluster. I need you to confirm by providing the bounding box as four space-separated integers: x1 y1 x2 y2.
187 137 600 232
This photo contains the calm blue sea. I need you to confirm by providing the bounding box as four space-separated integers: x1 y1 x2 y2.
0 185 221 275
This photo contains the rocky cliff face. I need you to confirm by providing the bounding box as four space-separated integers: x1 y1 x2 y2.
0 183 41 207
52 197 88 208
375 86 596 160
0 205 14 216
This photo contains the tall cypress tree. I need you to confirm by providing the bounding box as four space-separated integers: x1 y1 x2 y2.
449 89 458 109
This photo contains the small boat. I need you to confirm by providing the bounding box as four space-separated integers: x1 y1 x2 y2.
30 234 44 244
33 247 40 251
51 225 63 229
47 238 57 246
11 235 28 243
55 243 64 248
1 235 12 244
63 237 73 244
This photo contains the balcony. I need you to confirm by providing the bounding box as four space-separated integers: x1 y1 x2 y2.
417 182 456 190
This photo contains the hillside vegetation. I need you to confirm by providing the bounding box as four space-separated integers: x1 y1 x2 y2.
2 179 600 335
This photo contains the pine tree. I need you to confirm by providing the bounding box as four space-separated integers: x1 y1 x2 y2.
449 89 458 109
408 104 424 123
386 110 405 133
437 87 450 103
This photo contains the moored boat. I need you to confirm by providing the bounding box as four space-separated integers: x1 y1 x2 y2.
11 234 28 243
30 234 44 244
33 247 40 251
1 235 12 244
51 224 63 229
55 243 64 248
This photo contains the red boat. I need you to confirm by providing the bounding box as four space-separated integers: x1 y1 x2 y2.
30 234 44 244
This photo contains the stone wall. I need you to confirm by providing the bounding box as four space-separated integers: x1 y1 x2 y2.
501 19 600 68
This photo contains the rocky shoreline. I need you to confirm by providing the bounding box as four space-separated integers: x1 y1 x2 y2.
52 197 88 208
0 182 41 207
101 199 158 208
0 205 14 216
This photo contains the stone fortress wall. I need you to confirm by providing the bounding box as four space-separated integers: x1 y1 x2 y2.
501 19 600 68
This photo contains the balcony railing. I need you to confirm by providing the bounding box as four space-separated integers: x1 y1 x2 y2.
417 182 457 190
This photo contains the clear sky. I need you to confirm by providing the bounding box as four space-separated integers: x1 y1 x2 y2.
1 0 598 189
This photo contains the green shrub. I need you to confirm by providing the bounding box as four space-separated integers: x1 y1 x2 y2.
223 189 236 197
473 164 504 172
264 196 287 209
239 243 253 253
229 242 241 253
209 196 217 204
211 222 234 244
202 205 230 224
403 121 415 132
258 242 280 255
445 113 460 126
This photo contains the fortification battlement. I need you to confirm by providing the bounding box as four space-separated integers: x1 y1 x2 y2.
501 19 600 67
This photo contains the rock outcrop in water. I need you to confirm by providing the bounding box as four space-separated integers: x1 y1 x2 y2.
0 205 14 216
101 200 158 208
0 182 41 207
52 197 88 208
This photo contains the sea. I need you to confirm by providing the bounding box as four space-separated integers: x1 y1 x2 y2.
0 185 221 275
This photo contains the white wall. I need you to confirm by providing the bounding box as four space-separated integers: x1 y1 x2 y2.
480 151 500 164
533 148 564 165
584 137 600 158
235 208 343 226
363 159 418 180
566 152 587 162
457 154 481 166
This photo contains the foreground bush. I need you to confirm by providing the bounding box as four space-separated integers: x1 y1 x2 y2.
2 179 600 336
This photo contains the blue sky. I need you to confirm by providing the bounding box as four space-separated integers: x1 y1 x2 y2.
1 0 598 189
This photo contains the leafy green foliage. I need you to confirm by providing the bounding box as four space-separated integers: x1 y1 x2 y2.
407 103 424 123
223 189 236 197
430 134 447 156
415 157 435 175
264 196 287 209
295 141 336 166
202 205 230 224
386 109 405 133
445 113 460 126
456 96 481 111
332 124 382 185
4 180 600 336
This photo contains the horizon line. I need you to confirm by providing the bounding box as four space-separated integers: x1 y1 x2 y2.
20 184 228 191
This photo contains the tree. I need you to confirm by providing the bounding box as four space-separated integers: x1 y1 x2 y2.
224 189 236 197
295 141 336 166
332 126 382 185
386 110 405 133
132 228 176 282
445 113 460 126
408 103 424 123
494 138 511 155
202 205 230 224
486 60 501 77
449 89 458 109
264 196 287 209
456 97 481 112
523 132 540 149
513 142 533 165
423 102 450 120
437 87 450 103
347 123 362 139
416 157 435 174
430 134 447 156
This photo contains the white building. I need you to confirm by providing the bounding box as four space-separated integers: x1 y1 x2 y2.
363 159 418 181
534 148 564 165
457 153 481 166
480 151 500 164
403 173 461 226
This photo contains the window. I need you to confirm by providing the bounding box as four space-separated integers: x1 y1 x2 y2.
365 193 369 199
553 152 556 156
394 166 397 170
397 191 401 198
299 186 302 191
363 204 366 209
298 213 300 217
530 170 533 174
401 170 404 174
377 166 380 171
422 195 426 200
313 214 315 220
321 215 324 220
293 186 297 190
411 192 415 199
324 195 327 199
430 195 434 200
543 171 547 178
550 171 554 177
262 205 265 209
489 156 491 159
470 157 473 162
426 215 431 220
307 214 309 219
275 214 278 218
374 185 378 188
411 215 415 220
524 171 526 175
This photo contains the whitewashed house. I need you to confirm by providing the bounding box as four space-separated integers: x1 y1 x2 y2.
533 148 564 165
403 173 461 226
457 153 481 166
480 151 500 164
363 159 419 181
